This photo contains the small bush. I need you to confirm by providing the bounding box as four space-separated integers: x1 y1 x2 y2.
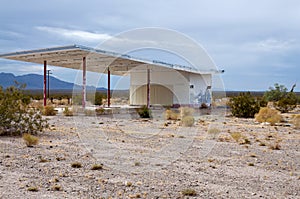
71 162 82 168
292 114 300 129
208 128 220 134
63 107 73 116
137 106 151 118
228 92 261 118
43 105 56 116
181 188 197 196
95 108 105 115
181 116 195 127
255 107 281 125
91 164 103 170
23 133 39 147
0 85 48 135
275 92 297 113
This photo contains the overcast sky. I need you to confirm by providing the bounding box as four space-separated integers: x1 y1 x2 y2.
0 0 299 91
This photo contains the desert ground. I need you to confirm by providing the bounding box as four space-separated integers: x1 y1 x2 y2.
0 107 299 199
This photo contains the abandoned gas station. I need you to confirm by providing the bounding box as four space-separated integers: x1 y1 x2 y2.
0 45 222 108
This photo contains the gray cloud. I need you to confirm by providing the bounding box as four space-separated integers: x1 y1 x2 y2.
0 0 299 91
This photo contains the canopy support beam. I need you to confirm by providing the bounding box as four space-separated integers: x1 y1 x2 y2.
43 60 47 106
147 68 150 108
82 57 86 108
107 68 111 107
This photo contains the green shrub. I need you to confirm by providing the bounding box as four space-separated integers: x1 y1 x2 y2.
63 107 73 116
275 92 297 113
137 106 151 118
228 92 261 118
181 115 195 127
43 105 56 116
255 107 281 125
264 83 297 113
23 133 39 147
0 85 48 136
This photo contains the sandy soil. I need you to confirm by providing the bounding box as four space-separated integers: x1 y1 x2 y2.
0 110 299 199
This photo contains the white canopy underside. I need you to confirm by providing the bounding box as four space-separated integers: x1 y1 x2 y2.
0 44 219 76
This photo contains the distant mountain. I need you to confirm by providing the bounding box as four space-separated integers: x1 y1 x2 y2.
0 72 106 90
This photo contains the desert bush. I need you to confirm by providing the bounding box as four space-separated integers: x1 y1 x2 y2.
43 105 56 116
0 85 48 136
292 114 300 129
275 92 297 113
63 107 73 116
228 92 261 118
164 109 179 120
23 133 39 147
137 106 151 118
264 83 297 113
255 107 281 125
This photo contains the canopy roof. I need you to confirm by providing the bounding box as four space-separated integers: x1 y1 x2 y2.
0 44 220 75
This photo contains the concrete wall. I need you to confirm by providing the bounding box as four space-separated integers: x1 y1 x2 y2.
129 65 212 106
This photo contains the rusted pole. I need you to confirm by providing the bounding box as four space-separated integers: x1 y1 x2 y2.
43 60 47 106
82 57 86 108
107 68 111 107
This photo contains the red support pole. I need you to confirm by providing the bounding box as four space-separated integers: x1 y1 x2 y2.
43 60 47 106
147 68 150 108
107 68 111 107
82 57 86 108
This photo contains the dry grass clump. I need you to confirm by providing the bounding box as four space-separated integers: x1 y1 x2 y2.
292 114 300 129
181 116 195 127
91 164 103 170
51 184 62 191
164 109 179 120
230 132 242 142
42 105 57 116
179 107 195 127
71 162 82 168
63 107 73 116
179 107 194 119
23 133 39 147
85 109 95 116
181 188 197 196
255 107 281 125
27 186 38 192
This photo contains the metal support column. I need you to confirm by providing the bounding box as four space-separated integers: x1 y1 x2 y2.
43 60 47 106
147 68 150 108
82 57 86 108
107 68 111 107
